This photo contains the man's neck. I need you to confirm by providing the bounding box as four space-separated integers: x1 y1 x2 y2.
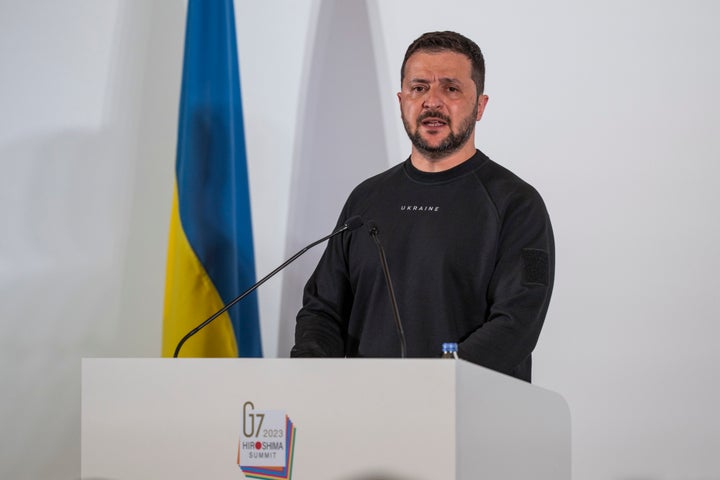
410 143 478 173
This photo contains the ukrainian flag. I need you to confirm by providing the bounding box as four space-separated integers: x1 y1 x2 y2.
162 0 262 357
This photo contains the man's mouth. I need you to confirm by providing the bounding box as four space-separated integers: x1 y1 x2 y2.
421 118 447 128
418 112 450 129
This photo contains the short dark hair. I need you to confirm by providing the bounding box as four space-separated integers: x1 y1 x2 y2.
401 31 486 95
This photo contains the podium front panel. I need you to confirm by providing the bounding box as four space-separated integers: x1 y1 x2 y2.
82 358 456 480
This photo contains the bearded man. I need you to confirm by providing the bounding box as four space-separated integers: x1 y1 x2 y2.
291 31 554 382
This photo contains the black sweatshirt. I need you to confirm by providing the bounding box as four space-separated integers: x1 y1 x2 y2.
291 150 554 382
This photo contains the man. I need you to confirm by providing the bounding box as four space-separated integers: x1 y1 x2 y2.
291 31 554 382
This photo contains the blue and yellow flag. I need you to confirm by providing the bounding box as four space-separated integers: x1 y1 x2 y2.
162 0 262 357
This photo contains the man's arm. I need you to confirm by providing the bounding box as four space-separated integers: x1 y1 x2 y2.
290 228 352 357
458 184 555 376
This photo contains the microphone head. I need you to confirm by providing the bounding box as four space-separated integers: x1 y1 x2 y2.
367 220 379 236
343 215 364 232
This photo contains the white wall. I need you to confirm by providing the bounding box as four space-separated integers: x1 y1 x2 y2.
1 1 719 479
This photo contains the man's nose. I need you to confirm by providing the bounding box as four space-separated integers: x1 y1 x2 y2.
422 88 443 109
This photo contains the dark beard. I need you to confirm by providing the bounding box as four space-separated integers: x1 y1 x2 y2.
402 107 477 160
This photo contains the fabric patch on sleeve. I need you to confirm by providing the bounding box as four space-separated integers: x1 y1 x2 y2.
522 248 549 286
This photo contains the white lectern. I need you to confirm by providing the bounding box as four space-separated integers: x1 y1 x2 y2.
82 358 570 480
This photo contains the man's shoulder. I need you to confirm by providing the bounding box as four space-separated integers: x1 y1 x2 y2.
473 151 548 214
477 157 538 195
348 161 405 198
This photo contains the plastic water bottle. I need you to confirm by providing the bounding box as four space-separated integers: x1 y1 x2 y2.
441 342 458 359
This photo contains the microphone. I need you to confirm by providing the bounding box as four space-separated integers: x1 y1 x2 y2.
174 215 364 357
367 221 407 358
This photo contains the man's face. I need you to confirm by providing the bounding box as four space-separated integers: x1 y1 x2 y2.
398 50 488 160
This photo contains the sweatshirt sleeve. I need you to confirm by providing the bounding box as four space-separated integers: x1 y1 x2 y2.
457 183 555 377
290 217 353 358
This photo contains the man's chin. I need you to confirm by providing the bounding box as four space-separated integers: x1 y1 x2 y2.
415 134 451 151
415 145 459 161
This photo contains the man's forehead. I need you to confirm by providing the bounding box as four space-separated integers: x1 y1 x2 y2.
403 50 473 80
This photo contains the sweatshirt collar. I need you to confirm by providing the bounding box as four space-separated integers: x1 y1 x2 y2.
403 150 488 184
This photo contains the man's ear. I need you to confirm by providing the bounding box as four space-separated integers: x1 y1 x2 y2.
476 94 489 121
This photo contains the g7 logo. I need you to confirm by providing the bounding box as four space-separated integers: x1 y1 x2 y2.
242 401 265 438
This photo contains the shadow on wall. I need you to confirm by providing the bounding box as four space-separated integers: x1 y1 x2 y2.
0 2 182 479
0 128 131 350
0 128 132 480
0 129 129 272
276 0 394 356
